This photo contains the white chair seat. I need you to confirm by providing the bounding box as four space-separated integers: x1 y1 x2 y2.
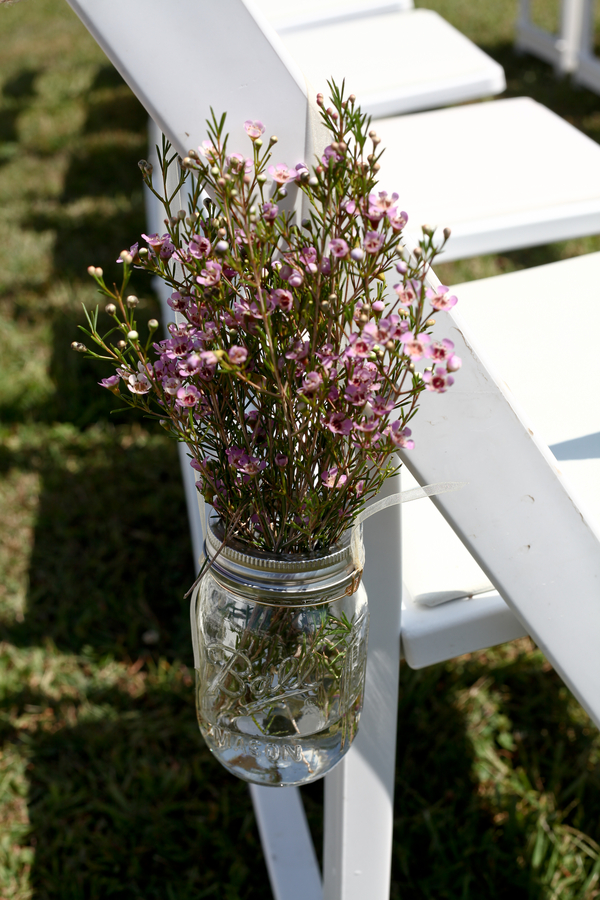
255 0 412 33
279 8 505 118
376 97 600 260
401 252 600 667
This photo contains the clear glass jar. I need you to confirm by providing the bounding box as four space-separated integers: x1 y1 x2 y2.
193 517 369 787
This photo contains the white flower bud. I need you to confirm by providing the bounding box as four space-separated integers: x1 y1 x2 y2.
443 226 452 240
71 341 87 352
87 265 96 276
105 303 117 315
119 250 133 264
94 267 103 278
117 340 127 350
126 295 139 308
148 319 159 330
127 330 139 341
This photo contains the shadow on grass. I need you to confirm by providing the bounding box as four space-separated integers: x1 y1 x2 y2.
22 64 148 280
0 67 39 165
0 676 268 900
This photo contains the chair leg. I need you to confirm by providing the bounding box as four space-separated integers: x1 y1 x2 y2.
323 474 402 900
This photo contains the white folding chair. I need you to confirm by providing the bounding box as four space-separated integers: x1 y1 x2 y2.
374 96 600 260
515 0 587 75
401 251 600 669
64 2 600 898
572 0 600 93
274 7 505 117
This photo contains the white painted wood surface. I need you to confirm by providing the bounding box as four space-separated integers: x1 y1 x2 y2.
376 97 600 260
280 8 505 118
256 0 412 34
323 475 402 900
65 0 318 174
394 261 600 729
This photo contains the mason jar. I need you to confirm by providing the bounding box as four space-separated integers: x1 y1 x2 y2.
193 516 369 787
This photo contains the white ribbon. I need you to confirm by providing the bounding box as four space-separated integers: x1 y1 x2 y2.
350 481 466 572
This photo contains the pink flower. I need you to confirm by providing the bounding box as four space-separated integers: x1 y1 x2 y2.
176 384 201 407
394 281 418 307
141 232 169 252
321 467 348 489
324 413 353 435
285 339 309 361
370 395 395 417
196 260 222 287
167 291 189 312
345 332 374 359
226 152 252 174
388 210 408 231
298 246 318 274
369 191 399 212
363 231 384 254
354 418 378 433
272 288 294 311
199 140 218 162
262 201 278 222
427 285 458 311
162 376 182 396
343 199 356 215
275 454 288 467
99 375 120 390
127 366 152 394
447 354 462 372
329 238 349 258
423 366 455 393
228 345 248 365
189 236 212 259
321 145 341 165
159 239 175 260
294 162 309 181
387 422 414 449
280 264 304 288
268 163 295 184
426 339 455 362
244 119 265 140
400 331 431 361
239 456 267 476
301 372 322 395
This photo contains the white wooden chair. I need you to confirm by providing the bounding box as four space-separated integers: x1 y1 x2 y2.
272 7 505 117
374 96 600 260
515 0 587 75
65 2 600 898
572 0 600 94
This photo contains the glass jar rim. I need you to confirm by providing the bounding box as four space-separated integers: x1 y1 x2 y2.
203 513 363 606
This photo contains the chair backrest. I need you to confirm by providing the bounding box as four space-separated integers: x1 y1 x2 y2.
67 0 600 729
65 0 323 178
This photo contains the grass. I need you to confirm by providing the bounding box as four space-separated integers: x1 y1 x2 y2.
0 0 598 897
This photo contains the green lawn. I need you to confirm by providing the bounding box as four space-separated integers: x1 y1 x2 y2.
0 1 599 898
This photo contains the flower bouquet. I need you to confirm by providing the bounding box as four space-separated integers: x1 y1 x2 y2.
75 84 459 785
